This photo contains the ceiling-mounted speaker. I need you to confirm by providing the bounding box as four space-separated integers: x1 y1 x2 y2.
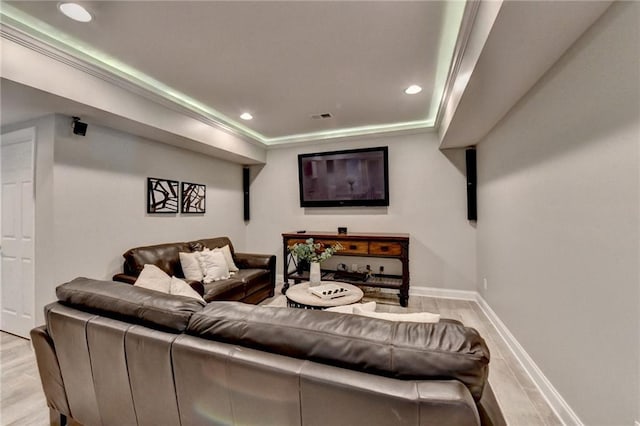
466 147 477 221
72 116 87 136
243 167 250 221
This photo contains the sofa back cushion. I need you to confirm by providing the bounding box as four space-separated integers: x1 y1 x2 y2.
190 236 234 254
187 302 490 401
123 241 191 277
56 277 205 332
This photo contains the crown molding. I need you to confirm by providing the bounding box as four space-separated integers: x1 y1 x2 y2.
434 0 481 131
0 21 267 143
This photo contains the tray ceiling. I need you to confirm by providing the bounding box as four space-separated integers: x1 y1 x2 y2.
1 1 467 145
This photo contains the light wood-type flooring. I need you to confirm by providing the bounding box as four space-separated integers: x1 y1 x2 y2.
0 287 562 425
363 290 564 426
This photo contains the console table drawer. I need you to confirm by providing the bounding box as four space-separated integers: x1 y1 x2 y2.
337 240 369 255
288 238 341 250
369 242 402 256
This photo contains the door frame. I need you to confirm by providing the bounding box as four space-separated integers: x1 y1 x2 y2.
0 127 36 335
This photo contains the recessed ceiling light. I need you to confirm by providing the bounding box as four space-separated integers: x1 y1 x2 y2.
240 112 253 120
58 3 92 23
404 85 422 95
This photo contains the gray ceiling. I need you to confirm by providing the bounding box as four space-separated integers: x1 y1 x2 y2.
4 1 461 142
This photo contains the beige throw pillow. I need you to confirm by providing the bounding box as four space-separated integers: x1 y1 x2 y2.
325 301 377 314
218 245 239 272
134 264 171 293
170 276 205 303
198 249 231 283
179 252 204 281
352 307 440 323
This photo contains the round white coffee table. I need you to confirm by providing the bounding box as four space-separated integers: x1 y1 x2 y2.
286 281 364 310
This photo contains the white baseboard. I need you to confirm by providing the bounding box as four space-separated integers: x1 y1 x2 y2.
475 294 582 426
409 285 477 301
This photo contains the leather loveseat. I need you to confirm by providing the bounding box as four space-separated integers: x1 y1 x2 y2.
31 278 505 426
112 236 275 304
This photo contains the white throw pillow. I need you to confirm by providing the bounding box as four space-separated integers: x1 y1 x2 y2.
170 276 205 303
198 249 230 283
179 252 204 281
352 307 440 323
217 245 239 272
134 264 171 293
325 301 377 314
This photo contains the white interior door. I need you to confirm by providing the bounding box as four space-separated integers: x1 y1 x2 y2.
1 128 36 338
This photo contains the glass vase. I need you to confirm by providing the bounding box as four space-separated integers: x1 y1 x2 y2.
309 262 321 286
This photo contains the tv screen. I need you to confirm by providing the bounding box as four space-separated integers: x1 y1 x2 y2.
298 146 389 207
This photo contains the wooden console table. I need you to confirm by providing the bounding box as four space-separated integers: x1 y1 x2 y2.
282 231 410 306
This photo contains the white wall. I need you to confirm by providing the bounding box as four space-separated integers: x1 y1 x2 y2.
247 132 476 291
476 2 639 425
2 115 248 325
1 36 266 164
51 116 248 287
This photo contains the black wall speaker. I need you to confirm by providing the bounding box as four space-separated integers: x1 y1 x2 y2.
243 167 250 221
466 148 477 221
72 117 87 136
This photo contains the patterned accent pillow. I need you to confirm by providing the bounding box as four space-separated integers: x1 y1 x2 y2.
189 241 205 252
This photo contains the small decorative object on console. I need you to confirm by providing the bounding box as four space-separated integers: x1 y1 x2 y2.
288 238 343 263
289 238 343 286
309 283 353 300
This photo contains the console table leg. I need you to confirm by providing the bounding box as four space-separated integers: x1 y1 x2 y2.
282 282 290 294
399 290 409 307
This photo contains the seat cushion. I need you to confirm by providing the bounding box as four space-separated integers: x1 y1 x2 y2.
236 269 272 297
203 278 245 302
234 269 269 284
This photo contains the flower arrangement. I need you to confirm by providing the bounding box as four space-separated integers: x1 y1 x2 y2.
289 238 343 263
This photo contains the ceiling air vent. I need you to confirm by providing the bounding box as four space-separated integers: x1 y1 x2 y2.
310 113 333 120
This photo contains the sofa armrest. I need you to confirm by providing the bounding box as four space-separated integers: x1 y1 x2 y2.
186 280 205 296
234 252 275 270
112 273 137 285
30 326 71 417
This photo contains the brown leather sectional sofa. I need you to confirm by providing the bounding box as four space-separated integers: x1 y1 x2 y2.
32 278 505 426
112 236 275 304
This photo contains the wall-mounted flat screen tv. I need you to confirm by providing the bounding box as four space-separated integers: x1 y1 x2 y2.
298 146 389 207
